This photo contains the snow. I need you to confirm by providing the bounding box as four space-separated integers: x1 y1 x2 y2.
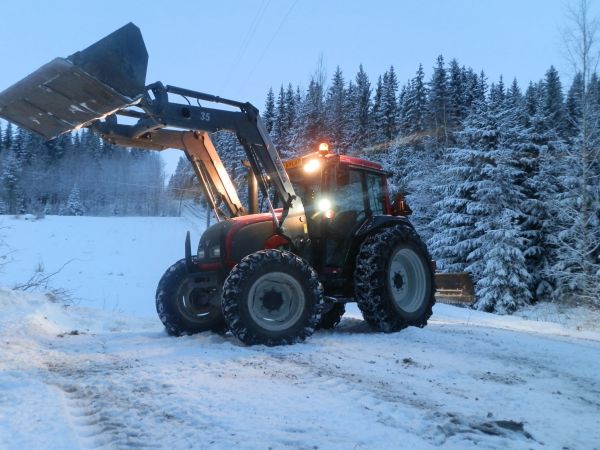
1 215 600 449
0 215 205 317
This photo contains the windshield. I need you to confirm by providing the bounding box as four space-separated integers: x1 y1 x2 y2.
288 168 321 205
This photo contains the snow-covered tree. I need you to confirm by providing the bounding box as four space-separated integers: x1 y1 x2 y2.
325 67 346 151
263 87 276 134
381 66 399 140
354 65 372 148
298 78 325 151
428 55 449 146
63 185 84 216
400 64 428 137
370 75 385 145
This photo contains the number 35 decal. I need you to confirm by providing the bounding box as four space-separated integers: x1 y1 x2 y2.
199 112 211 122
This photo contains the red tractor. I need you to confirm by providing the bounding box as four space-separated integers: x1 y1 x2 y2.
157 144 436 345
0 24 438 346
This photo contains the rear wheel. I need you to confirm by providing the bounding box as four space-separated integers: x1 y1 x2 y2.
156 259 225 336
354 225 435 332
222 250 325 346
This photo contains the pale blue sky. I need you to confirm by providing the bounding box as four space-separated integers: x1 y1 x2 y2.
0 0 591 172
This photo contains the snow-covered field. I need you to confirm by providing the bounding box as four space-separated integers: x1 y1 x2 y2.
1 215 600 449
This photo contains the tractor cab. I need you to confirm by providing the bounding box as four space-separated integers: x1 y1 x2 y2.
284 144 394 285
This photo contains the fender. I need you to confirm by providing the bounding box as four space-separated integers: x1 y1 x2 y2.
355 215 415 238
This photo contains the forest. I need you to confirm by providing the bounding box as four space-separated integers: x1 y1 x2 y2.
0 125 170 217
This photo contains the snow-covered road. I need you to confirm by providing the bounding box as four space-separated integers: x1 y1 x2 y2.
1 290 599 450
1 215 599 449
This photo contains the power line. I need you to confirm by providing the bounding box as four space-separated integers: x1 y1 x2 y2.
220 0 272 93
247 0 298 82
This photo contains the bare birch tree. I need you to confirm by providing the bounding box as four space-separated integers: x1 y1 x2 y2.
554 0 600 304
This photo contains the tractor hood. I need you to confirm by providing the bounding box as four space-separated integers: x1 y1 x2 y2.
198 212 283 265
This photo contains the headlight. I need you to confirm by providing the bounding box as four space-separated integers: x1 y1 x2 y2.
303 159 321 173
318 198 332 211
197 248 205 258
209 245 221 258
318 198 335 219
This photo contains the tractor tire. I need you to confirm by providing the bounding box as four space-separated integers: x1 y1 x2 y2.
156 259 226 336
222 249 325 346
316 302 346 330
354 224 435 332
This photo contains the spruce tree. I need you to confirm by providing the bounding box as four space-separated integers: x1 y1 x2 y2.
428 55 449 146
382 66 399 140
342 80 359 153
263 87 276 134
518 96 563 302
325 67 346 151
283 84 297 147
402 64 428 136
566 72 584 139
64 185 84 216
2 122 12 150
354 65 372 148
370 76 385 144
272 86 287 152
428 100 489 274
299 78 325 150
447 58 466 130
2 148 22 214
543 66 567 134
473 95 532 312
462 67 481 114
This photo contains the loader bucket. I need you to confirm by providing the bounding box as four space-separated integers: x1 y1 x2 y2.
0 22 148 140
434 272 476 305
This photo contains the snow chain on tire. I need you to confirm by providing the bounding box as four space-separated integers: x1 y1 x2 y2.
156 259 226 336
354 224 435 332
222 249 325 346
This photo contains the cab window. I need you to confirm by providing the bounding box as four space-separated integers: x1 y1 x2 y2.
365 173 386 215
334 169 365 216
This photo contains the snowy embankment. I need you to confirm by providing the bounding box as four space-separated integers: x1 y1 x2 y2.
0 214 205 317
1 215 600 449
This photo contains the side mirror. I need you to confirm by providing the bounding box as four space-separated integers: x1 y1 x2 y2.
391 193 412 216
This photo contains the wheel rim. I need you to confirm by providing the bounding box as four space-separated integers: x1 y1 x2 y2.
176 276 220 322
247 272 305 331
387 248 427 313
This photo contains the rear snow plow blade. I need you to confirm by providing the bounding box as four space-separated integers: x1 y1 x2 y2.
0 22 147 140
434 272 475 305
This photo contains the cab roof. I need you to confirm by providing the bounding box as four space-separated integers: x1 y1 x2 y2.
283 151 385 173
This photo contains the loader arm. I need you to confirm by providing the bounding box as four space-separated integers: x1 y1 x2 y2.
93 82 307 244
100 125 245 221
0 22 308 247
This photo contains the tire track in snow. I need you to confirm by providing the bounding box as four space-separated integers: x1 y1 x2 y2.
51 383 114 449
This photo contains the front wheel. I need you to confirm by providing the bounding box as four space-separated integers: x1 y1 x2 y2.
354 225 435 332
222 250 325 346
156 259 225 336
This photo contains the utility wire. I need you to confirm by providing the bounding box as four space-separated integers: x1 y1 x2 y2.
220 0 272 93
247 0 298 81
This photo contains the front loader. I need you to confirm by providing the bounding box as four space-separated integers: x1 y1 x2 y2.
0 23 474 346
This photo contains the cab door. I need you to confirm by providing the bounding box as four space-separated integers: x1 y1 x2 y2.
324 166 371 268
324 165 388 269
